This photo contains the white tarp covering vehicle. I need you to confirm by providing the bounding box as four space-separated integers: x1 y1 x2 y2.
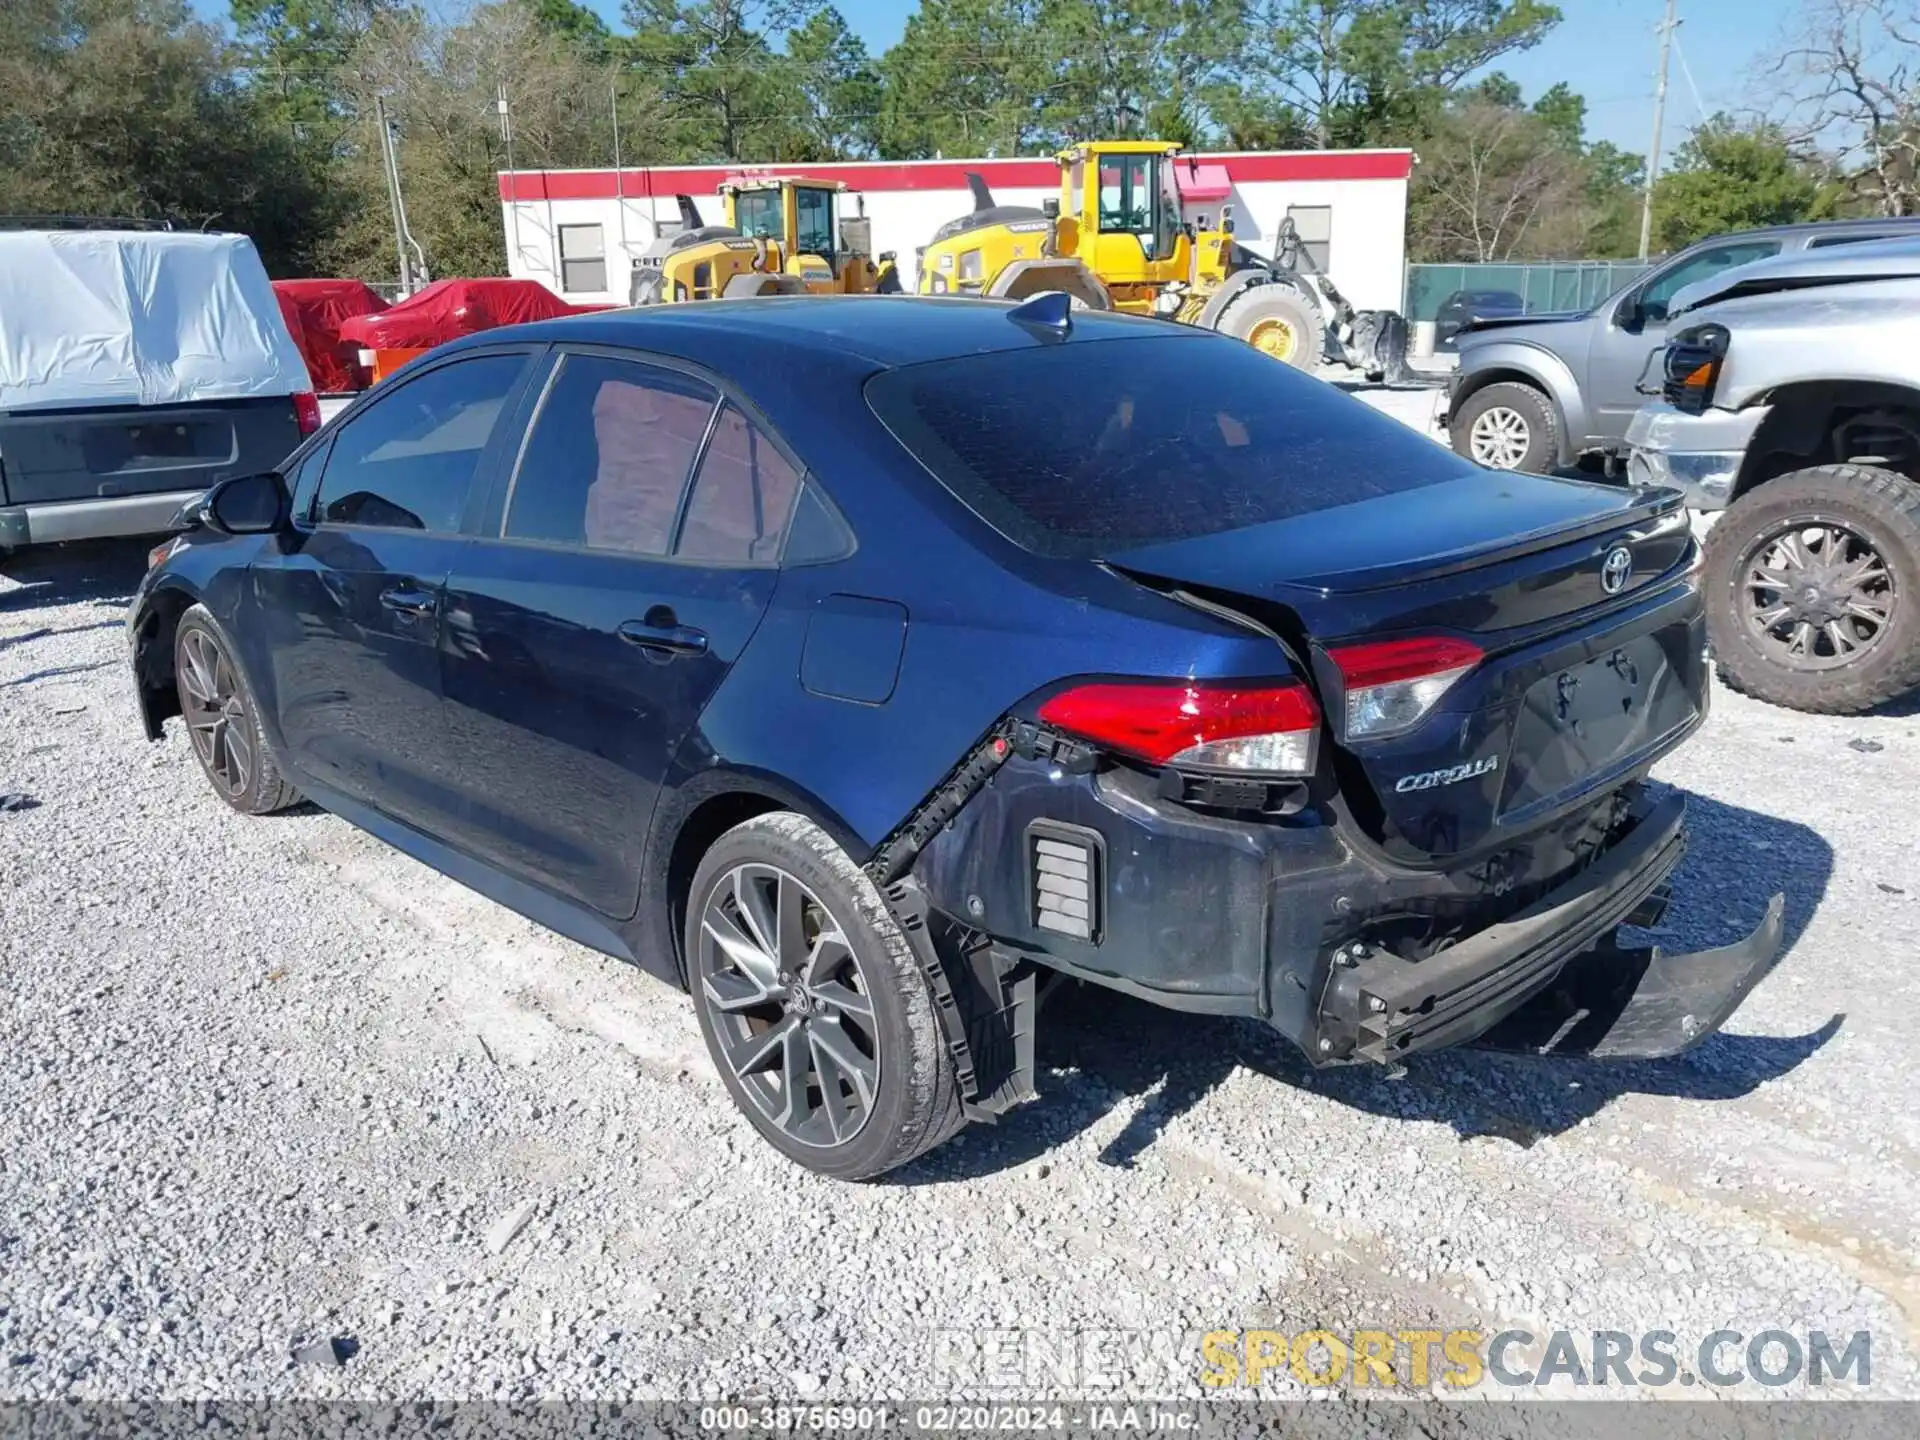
0 229 319 550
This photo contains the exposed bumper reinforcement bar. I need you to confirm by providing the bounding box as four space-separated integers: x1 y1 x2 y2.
1321 793 1695 1061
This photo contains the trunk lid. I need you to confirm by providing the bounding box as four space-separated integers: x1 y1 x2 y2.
1110 476 1703 865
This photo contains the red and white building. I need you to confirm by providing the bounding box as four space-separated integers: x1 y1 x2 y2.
497 149 1413 312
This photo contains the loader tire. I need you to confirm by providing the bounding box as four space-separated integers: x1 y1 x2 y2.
1217 287 1326 372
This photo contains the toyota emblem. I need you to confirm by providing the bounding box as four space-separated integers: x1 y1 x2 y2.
1600 545 1633 595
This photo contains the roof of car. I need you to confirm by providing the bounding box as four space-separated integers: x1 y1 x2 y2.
1717 216 1920 244
1671 233 1920 315
438 294 1206 369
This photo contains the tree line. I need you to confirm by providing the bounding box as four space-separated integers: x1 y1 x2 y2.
1 0 1913 286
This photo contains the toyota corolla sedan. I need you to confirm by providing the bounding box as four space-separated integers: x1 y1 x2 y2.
128 295 1782 1179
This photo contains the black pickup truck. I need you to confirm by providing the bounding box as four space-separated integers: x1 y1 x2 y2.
0 227 319 552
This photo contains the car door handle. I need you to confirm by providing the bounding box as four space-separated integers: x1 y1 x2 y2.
379 584 436 618
617 617 709 659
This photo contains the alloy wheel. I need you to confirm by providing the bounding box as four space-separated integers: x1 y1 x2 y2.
1468 406 1531 468
1739 519 1897 672
697 864 879 1149
179 629 254 798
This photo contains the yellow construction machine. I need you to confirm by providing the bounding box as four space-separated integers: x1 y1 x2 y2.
914 139 1410 379
628 177 896 305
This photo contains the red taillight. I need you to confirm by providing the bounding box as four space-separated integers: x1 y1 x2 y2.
1328 636 1483 740
1037 679 1320 775
293 391 322 437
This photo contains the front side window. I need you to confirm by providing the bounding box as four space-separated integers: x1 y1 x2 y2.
315 354 525 532
1096 155 1176 260
794 187 836 258
1640 239 1782 321
505 353 719 557
1098 157 1149 237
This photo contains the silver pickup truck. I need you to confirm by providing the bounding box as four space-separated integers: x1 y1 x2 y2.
0 227 318 552
1625 237 1920 714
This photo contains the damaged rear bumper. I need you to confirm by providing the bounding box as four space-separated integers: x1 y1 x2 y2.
908 746 1783 1069
1320 790 1785 1062
1475 892 1785 1060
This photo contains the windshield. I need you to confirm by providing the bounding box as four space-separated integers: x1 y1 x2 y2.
733 190 782 240
866 334 1470 558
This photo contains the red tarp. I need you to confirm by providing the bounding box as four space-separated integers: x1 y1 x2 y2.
272 279 390 394
338 278 603 351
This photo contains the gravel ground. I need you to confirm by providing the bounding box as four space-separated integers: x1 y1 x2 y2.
3 483 1918 1412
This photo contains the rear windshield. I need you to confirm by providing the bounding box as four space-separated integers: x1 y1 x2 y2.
865 333 1473 558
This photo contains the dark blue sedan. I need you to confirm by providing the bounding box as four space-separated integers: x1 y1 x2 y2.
128 295 1780 1178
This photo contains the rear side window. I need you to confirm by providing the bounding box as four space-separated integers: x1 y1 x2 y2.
506 353 718 557
315 354 524 531
865 334 1472 558
676 403 804 563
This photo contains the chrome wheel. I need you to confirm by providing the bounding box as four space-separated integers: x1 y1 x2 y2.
1468 406 1531 468
1740 520 1896 672
178 628 253 798
697 864 878 1149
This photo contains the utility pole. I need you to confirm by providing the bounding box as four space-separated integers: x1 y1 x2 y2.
499 83 521 273
1637 0 1680 262
374 95 413 294
611 75 629 260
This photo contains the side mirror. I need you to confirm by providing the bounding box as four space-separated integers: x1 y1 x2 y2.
1616 292 1646 330
203 471 291 535
1042 198 1060 219
1219 202 1236 236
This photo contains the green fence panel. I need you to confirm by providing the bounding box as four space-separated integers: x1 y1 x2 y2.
1403 261 1653 322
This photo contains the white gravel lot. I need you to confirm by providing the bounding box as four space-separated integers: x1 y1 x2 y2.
3 398 1917 1413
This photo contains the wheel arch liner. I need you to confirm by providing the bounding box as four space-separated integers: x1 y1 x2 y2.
985 260 1112 309
1453 344 1588 462
1196 270 1308 333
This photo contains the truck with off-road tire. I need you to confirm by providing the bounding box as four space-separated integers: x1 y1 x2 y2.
1625 236 1920 714
1446 218 1920 476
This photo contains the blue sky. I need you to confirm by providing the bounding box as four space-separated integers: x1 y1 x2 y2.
193 0 1802 155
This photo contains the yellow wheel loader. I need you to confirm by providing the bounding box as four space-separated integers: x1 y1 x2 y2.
629 178 885 305
914 139 1411 381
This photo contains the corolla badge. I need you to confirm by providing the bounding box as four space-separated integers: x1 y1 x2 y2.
1395 755 1499 793
1600 545 1634 595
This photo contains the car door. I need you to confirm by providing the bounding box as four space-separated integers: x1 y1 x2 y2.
1584 236 1784 444
439 348 803 919
242 348 535 831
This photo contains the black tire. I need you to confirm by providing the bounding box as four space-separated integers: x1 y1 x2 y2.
173 604 303 814
684 813 966 1180
1703 464 1920 714
1450 381 1559 472
1216 286 1326 372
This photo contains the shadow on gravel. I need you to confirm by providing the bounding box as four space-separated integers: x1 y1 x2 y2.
0 538 151 613
899 789 1839 1184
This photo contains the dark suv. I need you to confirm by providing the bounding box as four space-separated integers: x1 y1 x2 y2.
1447 218 1920 473
128 297 1781 1178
